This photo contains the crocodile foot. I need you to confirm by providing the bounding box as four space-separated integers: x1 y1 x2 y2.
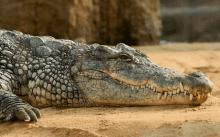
0 91 41 122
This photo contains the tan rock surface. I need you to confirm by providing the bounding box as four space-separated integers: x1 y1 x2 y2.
1 43 220 137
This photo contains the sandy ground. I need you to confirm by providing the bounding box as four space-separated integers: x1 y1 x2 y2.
1 43 220 137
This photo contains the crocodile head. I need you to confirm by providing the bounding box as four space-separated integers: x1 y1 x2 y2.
73 43 214 106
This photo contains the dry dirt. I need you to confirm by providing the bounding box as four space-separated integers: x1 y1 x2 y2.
1 43 220 137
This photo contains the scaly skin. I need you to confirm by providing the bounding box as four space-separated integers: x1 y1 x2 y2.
0 29 214 122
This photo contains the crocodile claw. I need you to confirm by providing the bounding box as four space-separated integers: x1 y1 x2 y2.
0 104 41 122
0 92 41 122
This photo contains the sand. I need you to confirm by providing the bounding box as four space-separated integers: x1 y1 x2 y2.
1 43 220 137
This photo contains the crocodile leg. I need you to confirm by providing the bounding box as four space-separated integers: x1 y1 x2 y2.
0 70 41 122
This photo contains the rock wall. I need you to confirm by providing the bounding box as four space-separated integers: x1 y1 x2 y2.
0 0 162 45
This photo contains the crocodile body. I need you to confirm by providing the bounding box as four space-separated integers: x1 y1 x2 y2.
0 29 214 122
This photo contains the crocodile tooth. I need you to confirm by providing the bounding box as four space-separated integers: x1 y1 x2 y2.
173 89 177 95
168 91 172 96
131 86 134 90
150 84 153 89
207 93 211 96
141 85 145 89
177 88 180 94
153 87 156 92
164 92 168 98
194 93 197 96
197 94 201 99
180 83 184 92
190 94 193 100
119 81 123 84
184 91 187 95
157 93 162 100
136 86 140 90
148 84 151 89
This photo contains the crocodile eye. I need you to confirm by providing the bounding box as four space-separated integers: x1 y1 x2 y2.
108 54 132 61
119 54 132 61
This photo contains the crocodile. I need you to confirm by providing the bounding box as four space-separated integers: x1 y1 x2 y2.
0 29 213 122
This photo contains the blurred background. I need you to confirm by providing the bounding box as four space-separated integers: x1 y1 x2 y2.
161 0 220 43
1 0 220 46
